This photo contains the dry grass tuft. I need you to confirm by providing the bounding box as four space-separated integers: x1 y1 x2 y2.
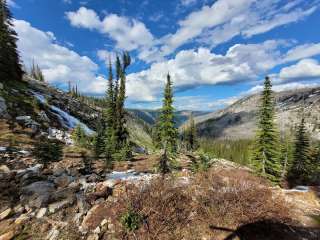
108 168 294 240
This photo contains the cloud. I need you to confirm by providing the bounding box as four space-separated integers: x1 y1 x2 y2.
247 82 320 95
284 43 320 62
7 0 18 8
126 40 286 101
66 7 101 29
279 59 320 80
127 39 320 102
159 0 318 57
180 0 197 7
65 1 318 63
66 7 154 51
13 19 106 94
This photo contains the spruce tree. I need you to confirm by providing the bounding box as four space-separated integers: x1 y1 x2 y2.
0 0 23 82
115 52 130 148
30 60 44 81
104 58 117 163
72 124 86 147
94 116 105 158
159 73 178 153
252 76 281 183
151 118 162 149
287 115 311 185
186 113 198 151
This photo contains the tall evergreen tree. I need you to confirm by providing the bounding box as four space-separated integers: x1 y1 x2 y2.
94 116 105 158
0 0 23 82
185 113 198 151
252 76 281 183
287 115 311 185
104 58 117 163
159 73 178 153
30 60 44 81
115 52 130 148
151 118 162 149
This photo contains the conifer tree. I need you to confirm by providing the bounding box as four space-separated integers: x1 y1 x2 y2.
252 76 281 183
30 60 44 81
159 73 178 153
104 58 117 163
0 0 23 82
186 113 198 151
115 52 130 148
287 115 311 185
72 124 86 147
279 135 293 179
94 116 105 158
151 118 162 149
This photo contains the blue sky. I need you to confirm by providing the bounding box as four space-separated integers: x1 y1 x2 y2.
8 0 320 110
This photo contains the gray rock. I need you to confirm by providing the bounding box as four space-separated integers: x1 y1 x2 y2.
76 193 90 214
21 181 55 208
54 174 74 188
48 198 74 214
0 208 12 221
0 165 10 173
16 116 40 133
0 96 8 117
36 208 47 218
47 227 60 240
39 110 50 122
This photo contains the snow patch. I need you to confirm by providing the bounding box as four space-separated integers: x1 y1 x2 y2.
31 91 94 135
0 146 7 152
106 170 155 183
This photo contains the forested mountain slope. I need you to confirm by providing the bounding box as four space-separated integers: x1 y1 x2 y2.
195 87 320 140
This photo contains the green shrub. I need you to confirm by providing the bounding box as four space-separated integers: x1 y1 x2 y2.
191 153 214 172
120 208 142 232
71 124 87 147
112 143 132 162
33 136 63 166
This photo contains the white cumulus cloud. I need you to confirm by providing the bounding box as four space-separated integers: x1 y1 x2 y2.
13 19 106 94
279 59 320 80
66 7 154 51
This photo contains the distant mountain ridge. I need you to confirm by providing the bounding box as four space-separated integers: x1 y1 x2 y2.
129 109 209 127
195 87 320 140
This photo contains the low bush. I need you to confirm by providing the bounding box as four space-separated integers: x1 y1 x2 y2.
109 168 292 240
33 136 63 166
191 153 214 172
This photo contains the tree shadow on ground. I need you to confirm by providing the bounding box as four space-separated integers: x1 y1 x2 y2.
210 220 320 240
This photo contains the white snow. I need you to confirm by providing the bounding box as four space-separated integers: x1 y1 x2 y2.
106 170 155 183
31 91 94 135
0 146 7 152
284 186 309 193
50 105 94 135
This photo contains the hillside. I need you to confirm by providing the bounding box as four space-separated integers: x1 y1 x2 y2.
195 87 320 140
0 77 153 149
129 109 208 127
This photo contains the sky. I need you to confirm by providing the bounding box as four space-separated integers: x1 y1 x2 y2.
8 0 320 111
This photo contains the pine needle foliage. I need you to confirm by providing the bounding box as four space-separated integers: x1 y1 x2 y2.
183 113 198 151
0 0 23 82
251 76 281 183
159 73 178 154
96 52 132 166
30 60 45 81
287 115 312 185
